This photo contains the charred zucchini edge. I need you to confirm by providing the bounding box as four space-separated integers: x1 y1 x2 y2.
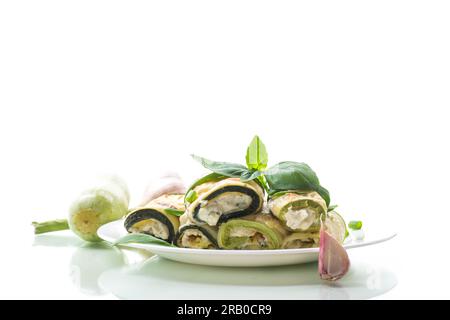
192 185 262 225
174 224 219 248
124 209 177 243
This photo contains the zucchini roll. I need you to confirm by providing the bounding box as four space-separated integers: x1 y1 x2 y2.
268 191 327 232
324 211 347 244
282 211 347 249
124 194 184 243
217 213 285 250
175 224 218 249
282 232 320 249
186 177 264 227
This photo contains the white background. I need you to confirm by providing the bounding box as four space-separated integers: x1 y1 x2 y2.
0 1 449 299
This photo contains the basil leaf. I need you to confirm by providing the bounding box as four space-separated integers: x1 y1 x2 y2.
256 175 270 193
315 185 331 207
184 190 198 204
191 154 248 177
246 135 268 171
348 220 363 230
240 169 263 182
265 161 330 205
265 161 320 188
184 172 226 204
314 185 331 206
164 208 184 217
328 204 338 212
113 233 176 247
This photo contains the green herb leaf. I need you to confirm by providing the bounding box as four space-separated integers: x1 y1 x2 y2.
113 233 176 247
256 175 270 193
184 172 227 204
240 169 263 182
246 135 268 171
265 161 320 189
185 190 198 204
315 185 330 207
164 208 185 217
328 205 338 212
191 154 248 177
264 161 330 205
348 220 363 230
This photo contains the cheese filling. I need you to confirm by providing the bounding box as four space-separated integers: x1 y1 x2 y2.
180 229 214 249
130 219 169 240
229 227 268 248
284 238 319 249
284 207 317 231
197 192 252 226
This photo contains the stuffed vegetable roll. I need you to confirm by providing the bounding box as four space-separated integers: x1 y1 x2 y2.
323 211 347 244
268 191 327 232
175 224 219 249
186 177 264 227
124 194 184 243
217 213 286 250
282 211 347 248
282 232 320 249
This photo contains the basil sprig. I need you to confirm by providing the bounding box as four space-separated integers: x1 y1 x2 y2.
191 135 268 183
191 135 331 205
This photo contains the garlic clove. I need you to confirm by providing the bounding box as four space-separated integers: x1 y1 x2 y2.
140 173 186 206
318 227 350 281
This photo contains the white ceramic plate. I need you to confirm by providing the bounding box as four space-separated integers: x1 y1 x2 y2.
98 220 396 267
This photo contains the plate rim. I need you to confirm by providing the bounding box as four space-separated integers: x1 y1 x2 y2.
97 220 397 255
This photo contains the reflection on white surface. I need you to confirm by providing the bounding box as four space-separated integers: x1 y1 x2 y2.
32 234 397 299
70 243 125 295
33 234 126 296
33 234 85 248
33 233 149 297
99 256 397 300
